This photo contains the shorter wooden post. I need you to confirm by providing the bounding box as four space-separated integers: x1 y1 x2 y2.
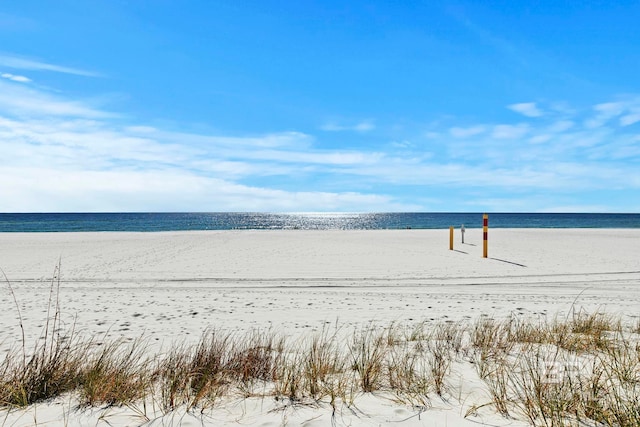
449 226 454 250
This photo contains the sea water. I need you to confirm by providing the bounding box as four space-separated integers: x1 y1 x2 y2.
1 212 639 232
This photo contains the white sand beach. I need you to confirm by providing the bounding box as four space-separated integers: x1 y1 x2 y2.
1 229 639 426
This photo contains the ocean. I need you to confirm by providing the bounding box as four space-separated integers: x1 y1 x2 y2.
0 212 639 232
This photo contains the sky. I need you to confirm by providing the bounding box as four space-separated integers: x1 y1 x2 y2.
1 1 639 213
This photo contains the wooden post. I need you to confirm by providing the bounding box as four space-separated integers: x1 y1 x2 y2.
482 214 488 258
449 226 454 250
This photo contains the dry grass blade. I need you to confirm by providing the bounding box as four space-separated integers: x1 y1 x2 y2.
349 325 387 393
0 261 87 407
302 327 344 401
0 329 87 407
79 338 151 407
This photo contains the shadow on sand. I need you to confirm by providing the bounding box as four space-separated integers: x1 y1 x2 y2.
490 258 527 267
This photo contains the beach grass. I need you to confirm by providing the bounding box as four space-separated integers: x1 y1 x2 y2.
2 273 640 425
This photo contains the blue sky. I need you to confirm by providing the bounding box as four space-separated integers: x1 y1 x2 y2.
1 1 639 212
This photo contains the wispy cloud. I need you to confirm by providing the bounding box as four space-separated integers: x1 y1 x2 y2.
0 166 412 212
320 120 375 132
508 102 544 117
1 72 31 82
0 80 113 118
620 112 640 126
0 79 404 211
491 123 530 139
0 53 101 77
1 75 639 212
449 125 486 138
585 101 626 129
547 120 574 133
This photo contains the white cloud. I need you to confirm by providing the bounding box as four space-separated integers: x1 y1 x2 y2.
252 131 314 148
233 148 383 166
585 101 627 129
1 76 639 212
125 125 158 133
491 123 530 139
0 80 112 118
529 134 552 144
583 119 602 129
1 72 31 82
320 120 375 132
549 102 575 115
0 53 100 77
594 101 625 115
424 131 440 139
508 102 543 117
354 121 375 132
0 167 413 212
449 125 486 138
547 120 574 133
620 112 640 126
390 140 413 149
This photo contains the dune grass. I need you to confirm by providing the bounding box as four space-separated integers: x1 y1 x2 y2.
2 270 639 425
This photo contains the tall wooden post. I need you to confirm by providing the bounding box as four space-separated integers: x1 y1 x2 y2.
482 214 488 258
